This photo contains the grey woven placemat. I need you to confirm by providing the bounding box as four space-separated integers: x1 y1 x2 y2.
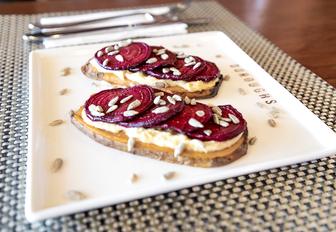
0 1 335 231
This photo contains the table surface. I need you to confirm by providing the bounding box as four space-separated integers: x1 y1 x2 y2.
0 0 335 88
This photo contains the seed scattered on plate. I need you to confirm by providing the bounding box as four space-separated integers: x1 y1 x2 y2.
123 110 139 117
152 106 169 114
61 67 71 76
65 190 86 201
238 88 247 95
115 54 124 62
91 82 100 87
268 119 277 127
215 54 222 58
174 142 185 158
49 119 64 126
146 57 158 64
248 136 257 145
130 173 139 183
163 171 176 180
188 118 204 128
108 96 119 106
223 75 230 81
196 110 205 117
120 95 133 103
203 130 212 136
127 100 141 110
51 158 63 172
59 88 69 96
256 102 267 108
127 137 135 152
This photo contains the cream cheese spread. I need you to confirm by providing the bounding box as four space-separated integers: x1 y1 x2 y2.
89 59 219 92
82 110 243 153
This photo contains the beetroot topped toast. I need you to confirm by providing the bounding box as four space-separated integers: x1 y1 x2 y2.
71 85 248 168
81 40 223 99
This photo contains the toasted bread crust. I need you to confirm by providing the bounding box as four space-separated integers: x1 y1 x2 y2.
81 61 223 99
70 109 248 168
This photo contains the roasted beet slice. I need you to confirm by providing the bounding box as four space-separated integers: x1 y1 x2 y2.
95 42 151 70
84 85 154 123
186 105 247 141
161 102 213 133
129 46 177 72
119 91 185 128
146 56 206 81
191 61 220 82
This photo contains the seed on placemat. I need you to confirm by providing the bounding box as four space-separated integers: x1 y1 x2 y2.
268 119 277 127
49 119 64 126
65 190 86 201
238 88 247 95
248 136 257 145
51 158 63 172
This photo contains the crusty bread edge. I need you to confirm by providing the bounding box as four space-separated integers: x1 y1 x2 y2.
70 110 248 168
81 61 223 99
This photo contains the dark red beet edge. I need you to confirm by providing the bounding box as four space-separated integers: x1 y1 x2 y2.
146 56 206 81
129 46 177 72
119 90 184 128
95 42 152 70
186 105 247 141
160 103 213 133
190 61 220 82
84 85 154 123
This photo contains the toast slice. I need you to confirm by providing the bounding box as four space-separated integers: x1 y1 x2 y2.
81 61 223 99
71 108 248 168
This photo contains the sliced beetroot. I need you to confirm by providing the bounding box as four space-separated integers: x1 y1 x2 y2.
161 102 213 133
146 56 206 81
186 105 247 141
119 91 185 128
191 61 220 82
84 85 154 123
95 42 151 70
129 46 177 72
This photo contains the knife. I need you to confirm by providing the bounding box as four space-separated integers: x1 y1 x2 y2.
23 17 211 42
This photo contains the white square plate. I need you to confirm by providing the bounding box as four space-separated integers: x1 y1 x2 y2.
27 31 336 222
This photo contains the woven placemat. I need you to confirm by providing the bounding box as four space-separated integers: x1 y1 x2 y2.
0 1 335 231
